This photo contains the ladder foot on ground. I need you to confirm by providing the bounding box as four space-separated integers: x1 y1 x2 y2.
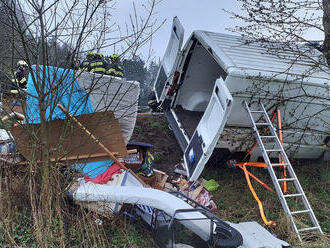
244 101 323 242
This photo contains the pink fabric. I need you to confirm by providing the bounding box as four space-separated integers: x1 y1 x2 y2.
84 163 123 184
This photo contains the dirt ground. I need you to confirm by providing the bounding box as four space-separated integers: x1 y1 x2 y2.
130 113 244 177
130 113 183 178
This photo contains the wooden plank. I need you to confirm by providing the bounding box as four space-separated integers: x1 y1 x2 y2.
10 111 128 162
57 104 147 187
50 148 137 162
17 150 137 165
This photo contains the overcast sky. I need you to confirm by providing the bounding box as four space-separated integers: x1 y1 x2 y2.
111 0 323 62
111 0 241 61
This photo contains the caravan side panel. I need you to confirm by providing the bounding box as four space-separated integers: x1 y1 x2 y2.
216 73 330 159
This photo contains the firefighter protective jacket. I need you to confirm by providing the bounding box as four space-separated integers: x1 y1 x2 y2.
107 61 124 77
13 68 28 89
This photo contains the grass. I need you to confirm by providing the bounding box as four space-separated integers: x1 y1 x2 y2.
0 114 328 247
202 159 330 247
0 205 155 247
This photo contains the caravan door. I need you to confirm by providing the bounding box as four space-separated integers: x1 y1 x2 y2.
184 79 233 181
153 17 184 103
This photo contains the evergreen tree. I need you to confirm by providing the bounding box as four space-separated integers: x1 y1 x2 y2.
123 56 159 107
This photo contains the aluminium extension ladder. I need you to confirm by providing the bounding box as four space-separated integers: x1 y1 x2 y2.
244 101 323 241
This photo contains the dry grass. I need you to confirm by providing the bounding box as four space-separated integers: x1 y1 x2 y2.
0 114 328 247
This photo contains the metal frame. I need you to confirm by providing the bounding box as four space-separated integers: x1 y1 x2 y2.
244 101 323 241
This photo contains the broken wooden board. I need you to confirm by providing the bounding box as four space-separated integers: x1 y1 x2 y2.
10 111 128 163
153 169 168 189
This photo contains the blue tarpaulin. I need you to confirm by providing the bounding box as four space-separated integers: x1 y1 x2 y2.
25 65 114 174
26 65 94 123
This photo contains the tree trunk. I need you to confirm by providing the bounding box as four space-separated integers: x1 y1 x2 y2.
323 0 330 66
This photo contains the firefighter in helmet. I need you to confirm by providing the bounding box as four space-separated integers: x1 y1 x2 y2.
12 60 29 91
80 51 109 75
90 52 109 74
107 54 124 77
79 51 95 71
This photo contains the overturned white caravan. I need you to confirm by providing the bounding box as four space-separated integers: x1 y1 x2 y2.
152 17 330 181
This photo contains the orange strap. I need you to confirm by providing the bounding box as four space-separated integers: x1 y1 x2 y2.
237 165 274 193
277 109 287 193
235 162 267 168
242 164 276 226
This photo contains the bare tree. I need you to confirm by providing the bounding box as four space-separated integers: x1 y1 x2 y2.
228 1 324 55
0 0 161 246
224 0 330 157
322 0 330 64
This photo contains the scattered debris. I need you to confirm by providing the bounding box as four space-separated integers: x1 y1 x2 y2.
204 179 220 192
174 168 187 176
0 66 295 247
153 169 168 188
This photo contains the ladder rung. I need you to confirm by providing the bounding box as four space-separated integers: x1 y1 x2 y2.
260 136 276 138
250 110 264 113
271 163 288 167
298 226 319 232
255 123 269 126
284 193 302 198
284 193 303 197
278 178 296 182
291 209 311 215
265 149 282 152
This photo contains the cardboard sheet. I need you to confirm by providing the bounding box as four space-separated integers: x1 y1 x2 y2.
11 111 127 162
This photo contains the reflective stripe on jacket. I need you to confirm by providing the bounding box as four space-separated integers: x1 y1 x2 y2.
89 58 109 74
107 62 123 77
79 59 92 71
18 77 27 88
13 69 28 89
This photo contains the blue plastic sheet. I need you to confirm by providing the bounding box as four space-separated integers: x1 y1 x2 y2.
25 65 112 176
74 160 114 179
26 65 94 123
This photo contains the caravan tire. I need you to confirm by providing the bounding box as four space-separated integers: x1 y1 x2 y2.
213 224 243 248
